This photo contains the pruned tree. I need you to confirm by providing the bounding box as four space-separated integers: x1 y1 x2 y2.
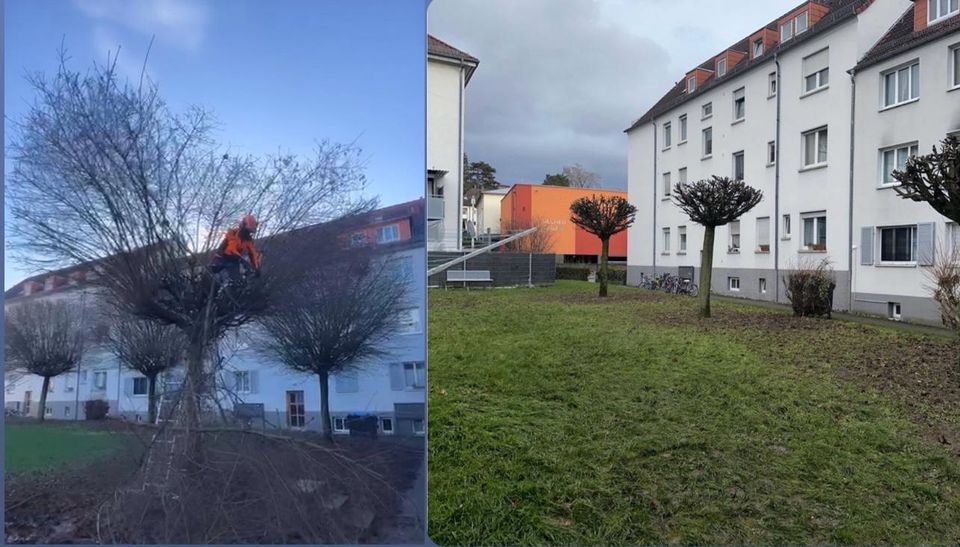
570 195 637 297
257 237 410 440
5 50 370 458
674 176 763 317
562 163 600 188
5 301 85 421
107 318 186 423
501 218 557 254
543 172 571 187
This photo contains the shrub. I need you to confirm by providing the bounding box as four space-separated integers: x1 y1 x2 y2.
926 246 960 330
784 259 836 318
607 268 627 286
84 399 110 420
556 266 589 281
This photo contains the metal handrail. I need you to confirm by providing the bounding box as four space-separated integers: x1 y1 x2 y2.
427 226 538 277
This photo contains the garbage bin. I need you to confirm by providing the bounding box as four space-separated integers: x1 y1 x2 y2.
346 413 378 437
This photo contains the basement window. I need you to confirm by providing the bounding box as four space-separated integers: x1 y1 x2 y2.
333 417 349 433
729 277 741 291
381 417 394 434
888 302 903 321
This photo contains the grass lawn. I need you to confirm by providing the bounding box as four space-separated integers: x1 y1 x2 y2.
5 422 133 475
427 281 960 545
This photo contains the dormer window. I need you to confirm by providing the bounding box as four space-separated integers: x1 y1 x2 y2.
795 11 809 34
687 76 697 93
717 58 727 77
781 20 793 42
753 39 764 58
781 10 809 43
929 0 959 24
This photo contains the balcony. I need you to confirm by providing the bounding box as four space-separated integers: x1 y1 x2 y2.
428 195 445 220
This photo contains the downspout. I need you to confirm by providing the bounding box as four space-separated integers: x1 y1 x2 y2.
74 287 87 421
774 53 782 302
652 120 658 276
457 60 466 253
847 67 857 312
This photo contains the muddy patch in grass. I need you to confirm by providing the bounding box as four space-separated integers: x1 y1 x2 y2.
537 289 677 306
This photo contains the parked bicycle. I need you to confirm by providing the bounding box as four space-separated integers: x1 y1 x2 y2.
638 272 698 297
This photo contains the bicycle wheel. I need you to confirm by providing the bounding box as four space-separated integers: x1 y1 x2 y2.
688 284 699 297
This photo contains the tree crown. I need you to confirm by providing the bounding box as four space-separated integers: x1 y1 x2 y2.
893 136 960 222
673 176 763 227
569 195 637 240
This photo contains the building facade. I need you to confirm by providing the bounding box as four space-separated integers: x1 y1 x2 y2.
627 0 960 323
427 35 479 252
4 201 427 435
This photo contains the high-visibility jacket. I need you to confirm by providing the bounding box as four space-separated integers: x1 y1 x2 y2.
218 227 260 269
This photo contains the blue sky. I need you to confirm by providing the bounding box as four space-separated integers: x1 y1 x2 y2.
4 0 426 288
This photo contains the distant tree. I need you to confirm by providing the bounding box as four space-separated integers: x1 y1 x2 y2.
543 172 571 187
108 319 185 423
463 154 500 193
570 195 637 297
674 176 763 317
562 163 599 188
258 243 409 441
501 218 557 253
5 301 85 421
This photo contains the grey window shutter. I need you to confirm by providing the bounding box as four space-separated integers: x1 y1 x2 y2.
860 226 874 265
335 374 359 393
917 222 935 266
389 363 404 391
250 370 259 394
123 377 134 397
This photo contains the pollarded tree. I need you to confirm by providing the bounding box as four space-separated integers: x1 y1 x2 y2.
893 136 960 221
108 319 186 423
674 176 763 317
258 233 410 440
570 195 638 297
5 301 85 421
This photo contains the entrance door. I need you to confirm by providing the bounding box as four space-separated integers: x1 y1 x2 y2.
286 391 305 428
23 391 32 416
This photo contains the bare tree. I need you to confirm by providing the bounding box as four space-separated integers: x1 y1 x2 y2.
893 136 960 220
501 218 557 254
257 238 410 440
5 301 85 421
570 195 637 297
674 176 763 317
5 51 370 456
562 163 600 188
107 318 186 423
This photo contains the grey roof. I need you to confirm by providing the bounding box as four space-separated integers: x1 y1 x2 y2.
855 5 960 71
428 35 479 85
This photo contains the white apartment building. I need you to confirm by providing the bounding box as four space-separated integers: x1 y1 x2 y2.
4 201 427 435
627 0 960 324
427 35 479 251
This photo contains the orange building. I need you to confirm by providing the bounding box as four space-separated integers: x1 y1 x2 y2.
500 184 628 260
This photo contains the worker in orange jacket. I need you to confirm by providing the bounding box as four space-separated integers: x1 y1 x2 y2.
210 214 261 282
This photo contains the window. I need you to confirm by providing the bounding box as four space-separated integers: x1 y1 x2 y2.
768 72 778 97
781 20 793 42
64 375 74 392
729 277 741 291
949 222 960 253
335 373 359 393
679 115 688 142
729 220 741 252
80 370 87 384
234 371 251 394
663 227 671 252
287 391 305 428
733 87 745 120
733 151 745 180
702 102 713 119
802 127 828 167
702 127 713 158
397 308 422 334
377 224 400 243
754 38 764 58
64 406 71 417
678 167 688 185
403 362 425 389
717 58 727 77
679 225 687 252
795 11 809 34
46 406 53 416
413 419 426 435
388 255 415 281
350 232 367 247
133 377 148 396
757 217 771 252
93 371 107 391
879 225 918 263
663 122 672 148
381 417 394 434
783 214 792 239
759 278 768 294
882 61 920 107
880 143 919 186
802 49 829 93
333 417 349 433
662 172 672 198
952 44 960 89
929 0 959 24
888 302 903 321
782 11 810 42
688 76 697 93
801 212 827 251
767 141 777 165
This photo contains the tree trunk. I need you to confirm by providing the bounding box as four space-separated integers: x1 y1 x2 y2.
147 373 158 424
181 338 205 460
38 376 50 422
318 371 332 442
599 237 610 297
700 225 716 318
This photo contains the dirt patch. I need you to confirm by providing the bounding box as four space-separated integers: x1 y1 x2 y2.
537 289 677 305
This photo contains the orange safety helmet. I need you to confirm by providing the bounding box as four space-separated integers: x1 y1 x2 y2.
241 214 258 233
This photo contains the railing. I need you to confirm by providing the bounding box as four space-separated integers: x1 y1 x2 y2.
427 195 445 220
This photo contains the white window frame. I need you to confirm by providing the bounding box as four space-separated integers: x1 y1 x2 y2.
929 0 960 24
781 20 793 42
678 115 688 143
728 220 741 253
768 72 778 98
403 362 425 389
733 151 745 180
801 212 827 251
702 127 713 159
795 11 809 34
759 278 767 294
678 167 688 186
729 277 741 291
767 141 777 166
754 39 764 58
93 371 107 391
377 224 400 243
662 172 672 199
801 126 828 168
132 377 149 396
783 214 792 240
688 76 697 93
663 122 672 149
732 87 746 121
881 60 920 109
333 416 349 433
950 43 960 90
678 225 687 252
879 142 919 188
662 227 671 253
878 225 918 265
701 102 713 120
412 419 426 436
234 370 251 394
756 216 771 252
397 307 422 335
380 417 394 434
717 58 727 77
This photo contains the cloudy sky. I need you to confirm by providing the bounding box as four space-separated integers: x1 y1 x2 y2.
428 0 798 190
4 0 425 288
